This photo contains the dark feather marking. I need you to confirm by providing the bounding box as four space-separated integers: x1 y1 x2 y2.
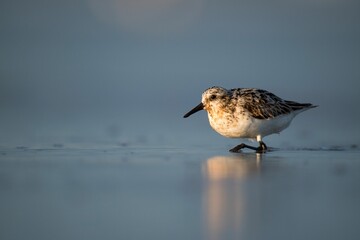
229 88 314 119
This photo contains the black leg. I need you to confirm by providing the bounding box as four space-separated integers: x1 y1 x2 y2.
256 141 267 153
229 143 259 152
229 141 268 153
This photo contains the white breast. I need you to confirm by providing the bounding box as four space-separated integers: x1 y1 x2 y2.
207 112 295 139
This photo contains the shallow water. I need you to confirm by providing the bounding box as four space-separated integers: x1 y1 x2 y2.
1 147 359 240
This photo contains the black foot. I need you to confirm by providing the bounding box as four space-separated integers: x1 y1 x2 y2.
229 141 268 153
229 143 258 152
257 141 267 153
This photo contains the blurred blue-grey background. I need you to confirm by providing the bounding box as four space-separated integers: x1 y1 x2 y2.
1 2 360 240
1 0 359 148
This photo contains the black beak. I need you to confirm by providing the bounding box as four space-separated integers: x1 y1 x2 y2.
183 103 204 118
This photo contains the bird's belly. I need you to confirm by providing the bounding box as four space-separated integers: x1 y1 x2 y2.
208 114 252 138
208 113 294 139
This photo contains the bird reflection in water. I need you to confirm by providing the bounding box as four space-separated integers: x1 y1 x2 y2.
202 153 262 240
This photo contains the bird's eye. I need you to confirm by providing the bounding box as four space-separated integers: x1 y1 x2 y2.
210 95 217 100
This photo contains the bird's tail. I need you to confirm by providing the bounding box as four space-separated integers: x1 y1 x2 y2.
285 101 318 113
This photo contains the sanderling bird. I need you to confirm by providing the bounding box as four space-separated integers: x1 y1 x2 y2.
184 86 317 153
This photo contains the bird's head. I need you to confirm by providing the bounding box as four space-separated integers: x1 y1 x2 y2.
183 86 229 118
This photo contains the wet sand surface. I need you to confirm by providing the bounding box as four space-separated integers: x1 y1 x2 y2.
1 147 359 240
